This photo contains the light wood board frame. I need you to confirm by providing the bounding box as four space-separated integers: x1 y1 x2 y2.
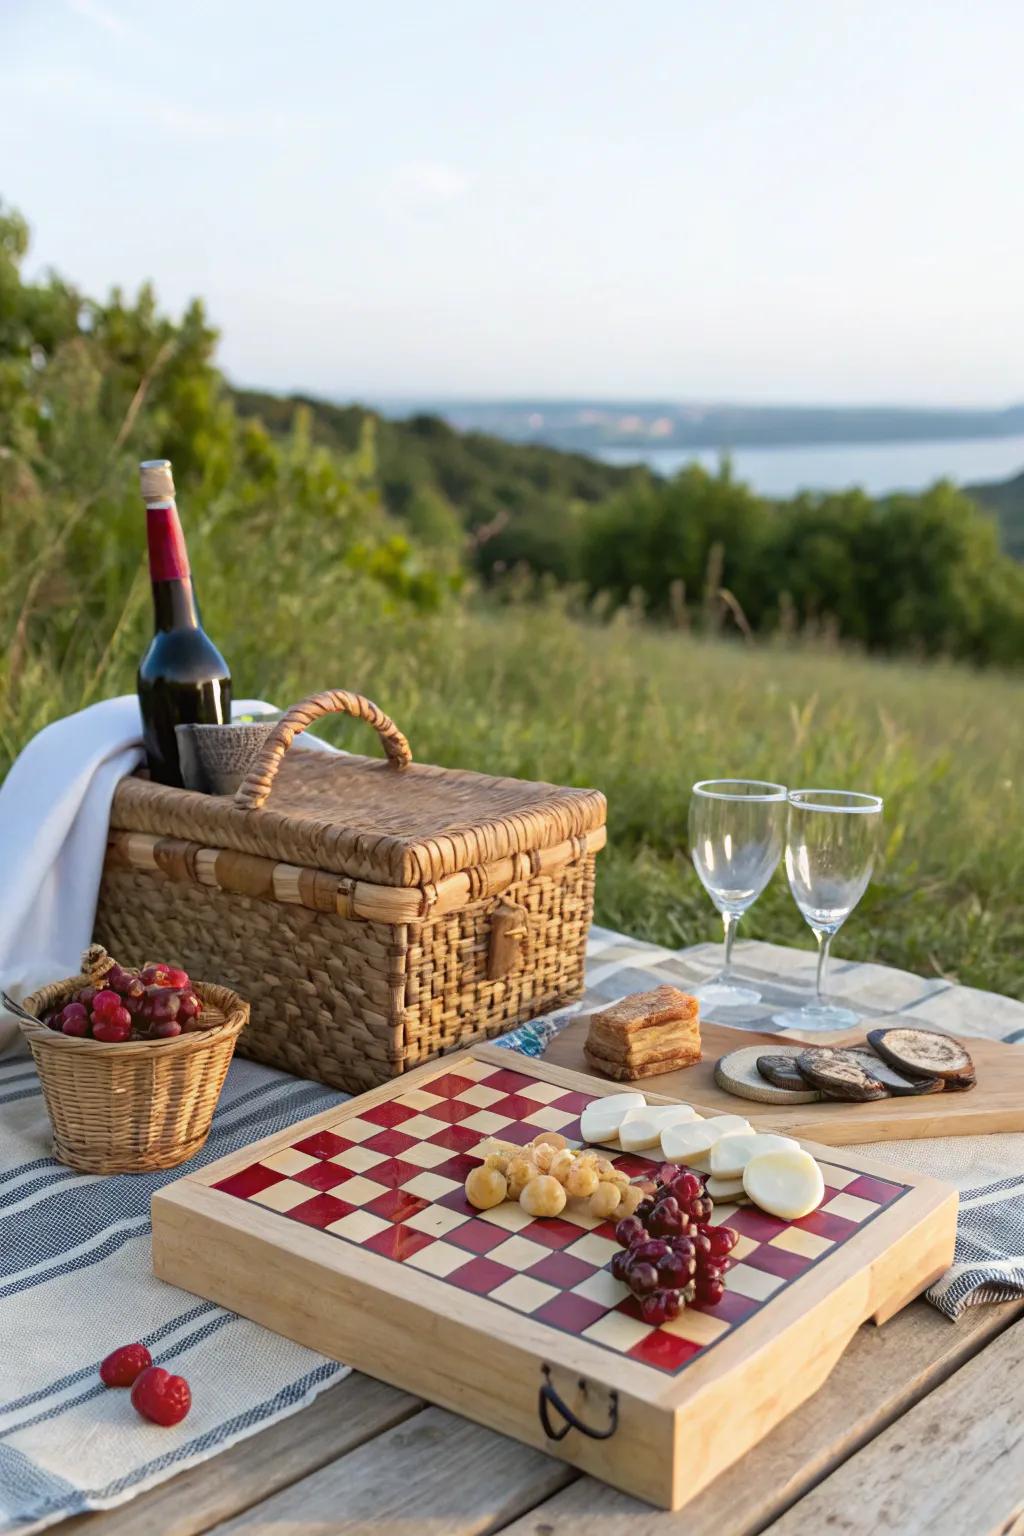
151 1046 957 1510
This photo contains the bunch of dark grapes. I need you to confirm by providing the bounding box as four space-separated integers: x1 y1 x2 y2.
45 960 205 1043
611 1164 738 1323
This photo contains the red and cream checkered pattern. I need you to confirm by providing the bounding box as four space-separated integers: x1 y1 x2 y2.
213 1060 909 1375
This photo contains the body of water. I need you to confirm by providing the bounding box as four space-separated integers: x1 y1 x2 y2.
597 434 1024 496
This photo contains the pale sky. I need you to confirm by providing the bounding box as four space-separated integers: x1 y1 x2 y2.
3 0 1022 404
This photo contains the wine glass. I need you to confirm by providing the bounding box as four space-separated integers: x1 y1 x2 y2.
689 779 788 1007
771 788 883 1031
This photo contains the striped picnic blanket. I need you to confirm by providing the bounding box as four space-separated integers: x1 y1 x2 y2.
3 927 1024 1532
0 1057 347 1533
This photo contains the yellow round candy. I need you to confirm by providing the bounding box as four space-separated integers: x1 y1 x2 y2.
589 1181 622 1219
519 1174 568 1218
532 1130 568 1150
507 1155 538 1199
565 1161 600 1199
548 1148 577 1185
465 1165 508 1211
618 1183 645 1216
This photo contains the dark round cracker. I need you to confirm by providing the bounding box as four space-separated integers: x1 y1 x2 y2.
796 1047 891 1102
939 1065 977 1092
844 1046 943 1097
757 1054 811 1092
866 1027 973 1082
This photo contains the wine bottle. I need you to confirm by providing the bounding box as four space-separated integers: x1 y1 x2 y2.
137 459 232 786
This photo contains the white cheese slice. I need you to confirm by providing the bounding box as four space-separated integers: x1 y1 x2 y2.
659 1116 737 1164
743 1148 825 1220
617 1103 702 1152
579 1092 646 1145
705 1175 746 1201
702 1114 754 1138
709 1131 800 1180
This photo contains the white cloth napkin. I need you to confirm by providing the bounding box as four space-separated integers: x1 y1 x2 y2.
0 696 284 1041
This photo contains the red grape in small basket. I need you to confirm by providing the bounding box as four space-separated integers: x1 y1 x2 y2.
140 963 190 990
93 1015 132 1043
50 957 203 1042
177 992 204 1030
144 988 182 1023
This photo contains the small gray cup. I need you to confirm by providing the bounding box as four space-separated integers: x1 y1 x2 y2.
175 717 282 796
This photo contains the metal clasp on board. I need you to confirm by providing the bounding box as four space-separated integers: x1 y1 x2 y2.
538 1363 619 1441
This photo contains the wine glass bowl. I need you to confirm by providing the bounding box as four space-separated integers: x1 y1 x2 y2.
689 779 788 1008
773 788 883 1031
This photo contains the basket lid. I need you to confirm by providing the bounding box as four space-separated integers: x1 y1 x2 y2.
111 691 605 888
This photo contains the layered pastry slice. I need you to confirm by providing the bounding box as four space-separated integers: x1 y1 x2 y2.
584 985 701 1081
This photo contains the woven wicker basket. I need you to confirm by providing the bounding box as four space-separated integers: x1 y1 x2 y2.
20 947 249 1174
94 689 607 1095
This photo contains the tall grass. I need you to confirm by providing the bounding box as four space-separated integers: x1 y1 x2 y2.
331 601 1024 1000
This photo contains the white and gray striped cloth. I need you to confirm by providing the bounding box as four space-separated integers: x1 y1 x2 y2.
0 1055 349 1534
2 927 1023 1532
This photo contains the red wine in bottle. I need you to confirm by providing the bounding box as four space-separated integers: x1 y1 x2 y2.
137 459 232 786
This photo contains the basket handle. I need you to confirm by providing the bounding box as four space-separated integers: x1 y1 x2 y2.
233 690 412 811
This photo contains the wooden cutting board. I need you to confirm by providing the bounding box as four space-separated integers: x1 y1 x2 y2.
544 1017 1024 1145
152 1045 956 1511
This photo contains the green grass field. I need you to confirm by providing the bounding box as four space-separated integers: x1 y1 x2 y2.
7 589 1023 998
346 603 1024 1000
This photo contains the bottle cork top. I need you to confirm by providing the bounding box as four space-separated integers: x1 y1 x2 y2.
139 459 175 500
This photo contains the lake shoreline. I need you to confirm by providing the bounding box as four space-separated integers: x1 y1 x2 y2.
593 435 1024 497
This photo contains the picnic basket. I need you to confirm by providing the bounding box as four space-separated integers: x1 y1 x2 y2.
93 690 607 1095
19 945 249 1173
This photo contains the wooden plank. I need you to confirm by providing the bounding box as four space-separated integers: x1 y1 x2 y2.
58 1374 419 1536
204 1405 573 1536
151 1048 956 1509
545 1016 1024 1144
761 1313 1024 1536
494 1298 1024 1536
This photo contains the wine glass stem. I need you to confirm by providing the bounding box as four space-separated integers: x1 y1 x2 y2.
722 912 739 979
815 930 833 1002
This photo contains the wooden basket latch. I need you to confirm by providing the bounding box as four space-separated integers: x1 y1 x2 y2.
487 901 529 981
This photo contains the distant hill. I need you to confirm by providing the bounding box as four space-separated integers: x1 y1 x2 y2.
967 469 1024 559
231 388 653 578
233 386 1024 566
376 398 1024 453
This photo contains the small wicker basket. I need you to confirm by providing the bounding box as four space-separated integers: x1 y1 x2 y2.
19 946 249 1174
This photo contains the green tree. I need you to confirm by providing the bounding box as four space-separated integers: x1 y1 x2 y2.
580 459 770 621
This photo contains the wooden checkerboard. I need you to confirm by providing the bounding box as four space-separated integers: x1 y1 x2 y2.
152 1046 957 1508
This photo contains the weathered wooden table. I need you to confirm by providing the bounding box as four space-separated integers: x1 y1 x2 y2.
53 1276 1024 1536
